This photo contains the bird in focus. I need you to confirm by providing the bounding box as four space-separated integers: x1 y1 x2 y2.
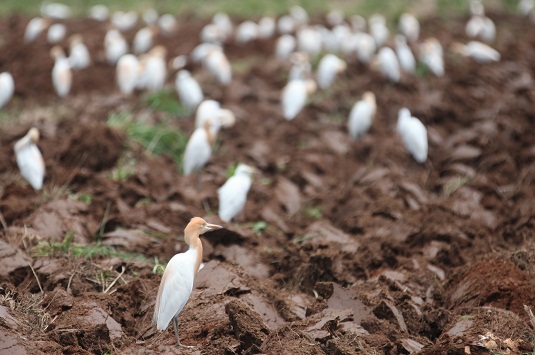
218 164 256 222
153 217 222 347
14 128 45 190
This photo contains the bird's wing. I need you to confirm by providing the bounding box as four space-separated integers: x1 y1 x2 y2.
16 145 45 189
218 176 250 222
154 252 197 330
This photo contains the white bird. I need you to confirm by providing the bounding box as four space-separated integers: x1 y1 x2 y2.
466 15 496 43
195 100 235 130
201 24 225 44
235 21 259 44
290 6 309 27
354 32 376 64
190 43 221 63
68 34 90 69
395 35 416 74
133 26 157 54
347 91 376 139
451 41 500 63
111 11 138 31
275 34 296 60
316 54 346 90
326 9 345 27
41 3 71 19
24 17 50 43
175 70 203 110
218 164 256 222
0 72 15 109
105 29 128 64
375 47 401 83
399 13 420 42
154 217 222 347
158 14 177 34
397 108 428 163
369 14 389 47
277 15 295 34
419 38 444 77
14 128 45 190
297 27 322 58
281 78 316 120
139 46 167 91
183 121 217 176
203 48 231 86
212 13 233 42
142 8 159 25
350 15 366 32
288 52 311 81
88 4 109 21
258 17 276 39
116 54 139 95
518 0 535 15
47 23 66 44
50 46 72 98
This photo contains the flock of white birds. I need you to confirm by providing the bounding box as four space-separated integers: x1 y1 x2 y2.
3 0 529 223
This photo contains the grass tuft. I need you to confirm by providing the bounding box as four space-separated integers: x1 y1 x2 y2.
144 89 189 118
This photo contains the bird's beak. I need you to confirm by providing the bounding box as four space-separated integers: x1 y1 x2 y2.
205 223 223 231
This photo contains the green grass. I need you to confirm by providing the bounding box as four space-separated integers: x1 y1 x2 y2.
144 89 189 118
107 112 188 168
32 231 150 263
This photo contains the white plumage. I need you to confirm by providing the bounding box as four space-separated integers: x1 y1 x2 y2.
47 23 66 44
105 29 128 64
452 41 500 63
88 5 109 21
175 70 203 110
68 35 90 69
354 32 376 64
142 8 159 25
281 79 316 120
14 128 45 190
297 27 322 58
218 164 255 222
203 48 231 86
116 54 139 95
347 92 376 139
258 17 276 39
376 47 401 83
275 34 296 60
24 17 50 43
419 38 444 77
41 3 71 19
277 15 295 34
183 124 214 176
369 14 389 47
195 100 235 130
397 108 428 163
51 46 72 98
316 54 346 90
395 35 416 74
399 13 420 42
212 13 233 42
158 14 177 34
111 11 138 32
235 21 259 44
140 46 167 91
0 72 15 109
133 26 156 54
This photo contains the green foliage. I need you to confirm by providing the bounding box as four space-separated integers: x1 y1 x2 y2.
32 231 150 262
73 193 93 205
304 205 322 219
144 89 189 118
107 112 188 168
252 221 268 234
226 162 239 178
152 257 167 275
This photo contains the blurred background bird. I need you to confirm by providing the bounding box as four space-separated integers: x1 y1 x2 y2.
116 54 139 96
175 70 204 111
68 34 91 70
153 217 222 347
0 72 14 109
50 46 72 98
14 128 45 190
218 164 256 222
397 108 428 163
316 54 346 90
281 78 316 120
183 120 217 177
348 91 376 140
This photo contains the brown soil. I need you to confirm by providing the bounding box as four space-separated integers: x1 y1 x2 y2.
1 10 535 355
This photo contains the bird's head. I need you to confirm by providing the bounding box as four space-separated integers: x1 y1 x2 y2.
185 217 223 241
362 91 376 107
450 42 466 56
150 45 167 58
28 128 40 143
69 34 83 45
50 46 65 59
234 163 258 177
218 108 236 128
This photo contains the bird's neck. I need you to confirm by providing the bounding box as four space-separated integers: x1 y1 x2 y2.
186 234 203 274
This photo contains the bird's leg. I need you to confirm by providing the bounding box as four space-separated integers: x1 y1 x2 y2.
173 316 195 348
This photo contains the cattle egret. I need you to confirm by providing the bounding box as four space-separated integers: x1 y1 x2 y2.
316 54 346 90
175 70 203 110
258 17 276 39
116 54 139 95
275 34 296 60
375 47 401 83
419 38 444 77
466 15 496 43
191 43 221 63
204 48 231 86
153 217 222 347
451 41 500 63
47 23 67 44
0 72 15 109
354 32 376 64
290 6 309 26
201 24 225 44
348 91 376 139
288 52 311 81
236 21 259 44
14 128 45 190
105 29 128 64
369 14 389 47
158 14 177 34
111 11 138 31
140 46 167 91
88 5 109 21
350 15 366 32
41 3 71 19
518 0 535 15
297 27 322 58
142 8 159 25
134 26 157 54
399 13 420 42
212 13 233 42
277 15 295 34
195 100 236 130
24 17 50 43
183 121 217 176
50 46 72 98
397 108 428 163
326 9 345 26
281 78 316 120
395 35 416 74
218 164 256 222
68 35 90 69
